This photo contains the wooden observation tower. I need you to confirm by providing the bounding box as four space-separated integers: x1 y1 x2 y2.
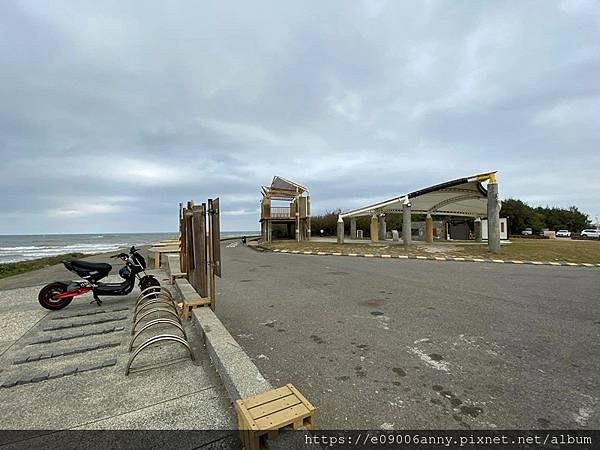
260 176 310 243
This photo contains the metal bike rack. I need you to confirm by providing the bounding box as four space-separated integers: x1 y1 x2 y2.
128 318 187 351
131 300 179 323
135 290 173 309
125 334 194 375
132 307 181 335
137 286 173 301
133 294 177 317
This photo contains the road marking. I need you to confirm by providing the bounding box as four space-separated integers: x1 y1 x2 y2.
226 241 240 248
407 347 450 372
267 248 598 269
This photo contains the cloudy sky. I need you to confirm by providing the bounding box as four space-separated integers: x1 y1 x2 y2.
1 0 599 234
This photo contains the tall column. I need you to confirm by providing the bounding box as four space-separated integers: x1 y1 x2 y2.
378 215 386 240
370 214 379 242
474 218 482 243
267 221 272 243
403 202 412 247
425 214 434 243
350 218 357 239
337 215 344 244
487 182 501 253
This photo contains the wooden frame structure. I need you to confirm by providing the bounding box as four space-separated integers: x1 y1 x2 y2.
179 198 221 311
260 176 311 243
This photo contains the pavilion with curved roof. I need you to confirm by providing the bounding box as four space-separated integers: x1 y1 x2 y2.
337 171 502 252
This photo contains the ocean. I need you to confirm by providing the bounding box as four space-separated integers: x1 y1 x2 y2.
0 231 259 264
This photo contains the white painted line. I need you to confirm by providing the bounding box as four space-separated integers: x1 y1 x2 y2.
511 260 524 264
381 254 392 258
407 347 450 372
453 257 465 261
416 256 427 260
549 262 561 266
397 255 408 259
364 254 374 258
492 259 504 263
303 251 313 254
434 257 446 261
317 252 326 255
348 253 358 256
473 258 485 262
332 252 342 256
531 261 544 265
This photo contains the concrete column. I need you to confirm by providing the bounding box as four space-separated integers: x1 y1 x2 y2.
474 218 482 243
350 218 357 239
370 215 379 242
403 203 412 247
337 215 344 244
267 221 272 243
378 215 386 240
487 182 501 253
425 214 434 243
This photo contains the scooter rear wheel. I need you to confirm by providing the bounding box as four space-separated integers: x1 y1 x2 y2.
38 282 73 310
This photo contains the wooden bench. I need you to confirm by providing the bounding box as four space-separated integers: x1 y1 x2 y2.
235 384 315 450
166 254 186 284
148 246 180 269
174 279 210 319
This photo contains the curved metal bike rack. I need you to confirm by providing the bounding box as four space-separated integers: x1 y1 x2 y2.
132 299 179 323
125 334 195 375
128 318 187 351
135 291 173 308
137 286 173 301
133 294 177 316
132 307 181 335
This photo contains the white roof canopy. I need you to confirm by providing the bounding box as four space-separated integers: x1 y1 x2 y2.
340 173 496 218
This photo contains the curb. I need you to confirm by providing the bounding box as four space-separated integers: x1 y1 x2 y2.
173 277 272 401
265 248 600 269
191 307 273 401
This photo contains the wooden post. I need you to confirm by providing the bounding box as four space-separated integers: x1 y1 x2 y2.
180 203 187 275
208 199 216 311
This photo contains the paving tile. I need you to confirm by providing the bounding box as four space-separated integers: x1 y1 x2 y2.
31 372 49 383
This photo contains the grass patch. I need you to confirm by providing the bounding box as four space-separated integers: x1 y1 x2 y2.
262 239 600 264
0 253 86 280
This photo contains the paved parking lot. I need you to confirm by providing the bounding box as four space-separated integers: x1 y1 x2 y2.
217 242 600 430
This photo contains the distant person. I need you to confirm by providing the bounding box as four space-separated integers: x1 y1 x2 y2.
320 229 324 237
242 236 247 245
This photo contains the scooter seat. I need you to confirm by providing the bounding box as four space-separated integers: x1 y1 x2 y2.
68 260 112 273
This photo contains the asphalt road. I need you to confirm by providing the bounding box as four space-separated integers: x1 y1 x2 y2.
217 240 600 430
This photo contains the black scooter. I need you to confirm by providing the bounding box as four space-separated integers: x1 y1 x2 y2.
38 246 160 310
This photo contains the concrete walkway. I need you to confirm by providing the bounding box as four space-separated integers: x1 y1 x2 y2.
0 270 239 448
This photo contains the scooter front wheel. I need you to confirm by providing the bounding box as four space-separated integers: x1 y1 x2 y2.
38 282 73 310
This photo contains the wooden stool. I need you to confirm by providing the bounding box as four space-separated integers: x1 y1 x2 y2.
235 384 315 450
181 297 211 320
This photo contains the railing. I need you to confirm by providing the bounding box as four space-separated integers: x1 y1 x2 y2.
270 207 291 218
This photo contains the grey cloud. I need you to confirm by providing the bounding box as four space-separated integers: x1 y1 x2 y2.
1 0 599 234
